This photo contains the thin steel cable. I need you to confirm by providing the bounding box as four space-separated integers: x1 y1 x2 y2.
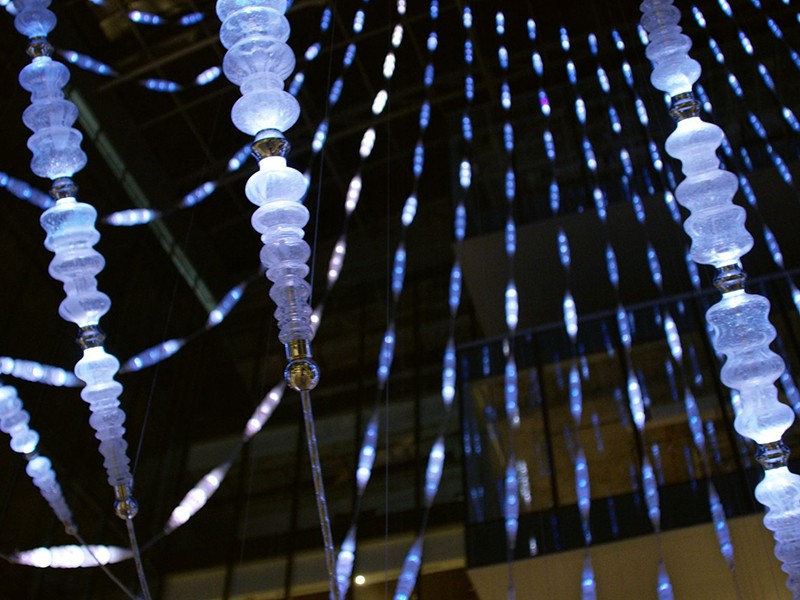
125 518 152 600
71 530 139 600
299 390 338 600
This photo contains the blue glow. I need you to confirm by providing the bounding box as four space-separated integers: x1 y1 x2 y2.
612 29 625 51
763 225 784 268
449 262 462 315
413 143 424 178
738 175 757 206
424 64 434 88
647 244 663 290
505 357 519 424
727 73 743 97
766 17 783 40
500 82 511 110
104 208 159 227
181 180 217 208
575 97 586 124
783 107 800 133
543 129 556 162
430 0 439 19
129 10 164 25
462 114 473 141
312 120 328 154
427 33 438 53
419 101 431 130
622 62 634 87
179 11 204 26
455 202 467 240
588 33 598 56
596 66 610 94
123 338 185 372
194 65 221 86
226 144 250 173
566 60 577 85
504 168 515 201
606 244 619 289
593 186 606 221
618 306 632 350
459 160 471 189
288 72 304 96
376 326 396 385
549 179 560 214
738 31 753 55
608 105 621 134
619 147 632 175
343 44 357 68
692 6 706 28
557 229 571 270
560 27 571 52
391 245 407 298
538 89 551 117
464 75 474 101
635 97 649 126
708 37 724 64
353 9 365 33
532 52 543 77
717 0 732 17
648 141 663 171
527 19 536 41
462 6 472 28
495 12 505 35
505 219 517 258
0 172 53 208
328 77 344 105
464 40 473 65
141 78 181 93
631 193 645 223
503 122 514 153
757 64 775 92
207 283 246 328
582 137 597 172
320 7 331 31
58 50 116 76
637 24 648 46
498 46 508 70
304 43 321 62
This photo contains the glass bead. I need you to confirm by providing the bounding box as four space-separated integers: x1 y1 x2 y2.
219 7 289 49
231 87 299 135
223 37 295 84
216 0 287 21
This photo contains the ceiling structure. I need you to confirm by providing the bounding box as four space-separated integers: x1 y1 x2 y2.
0 0 799 598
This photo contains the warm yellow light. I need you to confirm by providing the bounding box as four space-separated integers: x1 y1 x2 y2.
354 575 366 586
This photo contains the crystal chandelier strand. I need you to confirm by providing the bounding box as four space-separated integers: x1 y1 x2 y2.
216 0 339 596
641 1 800 594
14 1 149 596
14 0 143 524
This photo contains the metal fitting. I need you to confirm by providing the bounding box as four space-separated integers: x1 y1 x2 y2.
756 440 790 470
77 325 106 350
669 92 701 121
114 484 139 520
713 263 747 294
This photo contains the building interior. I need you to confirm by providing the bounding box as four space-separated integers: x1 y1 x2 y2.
1 0 799 598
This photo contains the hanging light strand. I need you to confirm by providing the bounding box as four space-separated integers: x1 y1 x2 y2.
641 1 800 594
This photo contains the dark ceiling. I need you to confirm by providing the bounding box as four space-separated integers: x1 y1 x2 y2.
0 0 799 598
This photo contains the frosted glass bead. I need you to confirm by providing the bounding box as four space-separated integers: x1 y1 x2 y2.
223 38 295 84
232 87 299 135
674 169 737 211
683 205 752 266
269 276 310 306
14 5 56 38
27 127 87 179
41 201 100 249
252 201 308 234
10 429 39 454
216 0 287 21
260 235 311 265
75 349 120 384
19 58 69 99
219 7 289 49
246 161 307 205
22 100 79 131
665 118 723 176
640 3 680 30
650 55 700 95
